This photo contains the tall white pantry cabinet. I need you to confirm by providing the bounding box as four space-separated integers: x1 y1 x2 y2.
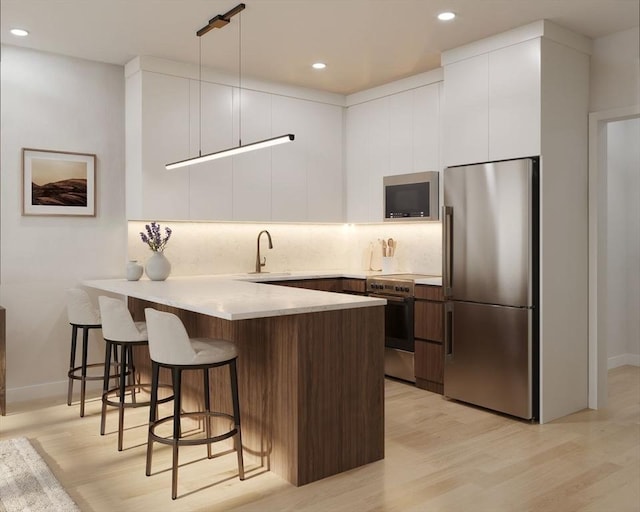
125 57 344 223
442 20 592 423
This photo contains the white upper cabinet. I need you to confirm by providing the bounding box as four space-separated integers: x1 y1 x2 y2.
443 39 542 167
271 96 344 222
443 54 490 167
188 80 234 220
136 72 191 220
489 39 541 161
232 89 272 221
345 82 442 222
126 58 344 222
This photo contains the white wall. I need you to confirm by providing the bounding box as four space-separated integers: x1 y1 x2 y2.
606 117 640 368
590 27 640 112
0 45 127 404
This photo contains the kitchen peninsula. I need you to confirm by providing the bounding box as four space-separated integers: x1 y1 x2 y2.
84 275 386 486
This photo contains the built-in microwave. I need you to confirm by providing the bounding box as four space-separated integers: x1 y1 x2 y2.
383 171 439 221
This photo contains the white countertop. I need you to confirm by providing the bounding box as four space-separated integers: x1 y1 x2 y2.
83 274 386 321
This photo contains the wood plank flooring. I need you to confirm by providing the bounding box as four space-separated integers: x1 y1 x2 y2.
0 366 638 511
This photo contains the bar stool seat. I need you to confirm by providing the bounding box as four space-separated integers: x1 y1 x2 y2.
98 296 172 451
66 289 118 418
144 307 244 500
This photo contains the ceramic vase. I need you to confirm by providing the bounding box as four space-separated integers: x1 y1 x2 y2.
145 252 171 281
126 260 144 281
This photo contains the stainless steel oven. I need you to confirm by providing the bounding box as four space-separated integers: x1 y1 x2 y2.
366 273 436 383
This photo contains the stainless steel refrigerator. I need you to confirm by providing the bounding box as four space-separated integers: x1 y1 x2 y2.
442 157 539 420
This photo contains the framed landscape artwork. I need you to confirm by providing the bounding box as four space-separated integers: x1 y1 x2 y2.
22 148 96 216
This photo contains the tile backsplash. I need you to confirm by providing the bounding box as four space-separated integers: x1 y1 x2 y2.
128 221 442 276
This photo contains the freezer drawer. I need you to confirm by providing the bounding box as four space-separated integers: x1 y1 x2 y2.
444 301 532 419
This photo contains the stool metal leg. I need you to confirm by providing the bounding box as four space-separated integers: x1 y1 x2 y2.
118 344 128 451
172 367 182 500
204 368 212 459
128 345 137 404
100 340 113 436
67 325 78 406
146 361 160 476
230 359 245 480
79 326 90 417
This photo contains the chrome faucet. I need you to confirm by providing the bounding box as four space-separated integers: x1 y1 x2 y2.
254 230 273 273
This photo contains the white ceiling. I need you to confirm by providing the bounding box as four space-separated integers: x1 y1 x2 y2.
1 0 638 95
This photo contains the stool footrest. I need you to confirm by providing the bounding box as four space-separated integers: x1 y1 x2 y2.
68 362 121 381
102 384 173 409
149 411 237 447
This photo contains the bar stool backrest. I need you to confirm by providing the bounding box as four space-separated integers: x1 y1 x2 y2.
144 308 197 365
98 296 147 342
67 289 101 325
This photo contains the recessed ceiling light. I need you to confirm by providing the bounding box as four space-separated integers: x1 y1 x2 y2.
437 12 456 21
312 62 327 70
10 28 29 37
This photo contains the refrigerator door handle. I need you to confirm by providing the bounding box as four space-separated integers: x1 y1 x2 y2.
442 206 453 297
444 301 454 357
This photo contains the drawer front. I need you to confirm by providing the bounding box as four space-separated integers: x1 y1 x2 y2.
415 285 444 301
415 301 444 342
341 278 366 294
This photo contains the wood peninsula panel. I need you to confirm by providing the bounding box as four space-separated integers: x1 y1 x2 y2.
128 298 384 486
0 306 5 415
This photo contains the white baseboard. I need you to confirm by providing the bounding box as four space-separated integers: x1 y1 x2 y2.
608 353 640 369
7 379 103 406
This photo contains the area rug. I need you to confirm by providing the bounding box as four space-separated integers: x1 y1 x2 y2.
0 437 80 512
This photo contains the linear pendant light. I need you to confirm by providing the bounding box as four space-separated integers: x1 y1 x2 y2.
166 134 294 170
165 3 295 170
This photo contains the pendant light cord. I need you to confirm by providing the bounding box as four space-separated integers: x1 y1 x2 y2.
199 36 202 157
238 11 242 147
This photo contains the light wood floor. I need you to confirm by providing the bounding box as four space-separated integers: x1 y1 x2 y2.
1 366 638 512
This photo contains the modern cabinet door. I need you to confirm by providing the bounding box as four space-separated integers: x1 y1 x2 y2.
232 89 272 221
345 102 373 223
188 80 234 220
413 83 441 173
489 39 541 161
272 95 308 221
271 96 344 222
139 71 191 220
443 54 489 167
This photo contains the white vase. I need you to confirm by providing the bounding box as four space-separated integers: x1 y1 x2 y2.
126 260 143 281
145 252 171 281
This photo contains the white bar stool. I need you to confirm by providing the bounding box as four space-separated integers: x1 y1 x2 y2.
66 289 116 417
144 307 245 500
98 296 172 451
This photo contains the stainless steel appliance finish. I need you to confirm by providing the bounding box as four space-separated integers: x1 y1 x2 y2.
383 171 440 221
366 273 440 383
443 157 539 420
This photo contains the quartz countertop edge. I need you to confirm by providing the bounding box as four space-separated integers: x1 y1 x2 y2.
83 275 387 321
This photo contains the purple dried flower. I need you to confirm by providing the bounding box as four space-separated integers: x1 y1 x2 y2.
140 222 172 252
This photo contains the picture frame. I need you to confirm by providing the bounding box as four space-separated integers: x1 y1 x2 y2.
22 148 96 217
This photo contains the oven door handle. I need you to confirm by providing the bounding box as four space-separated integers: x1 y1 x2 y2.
368 293 411 304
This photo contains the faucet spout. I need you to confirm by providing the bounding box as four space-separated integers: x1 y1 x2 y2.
255 230 273 273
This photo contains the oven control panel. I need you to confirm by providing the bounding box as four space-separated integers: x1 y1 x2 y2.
366 279 415 297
